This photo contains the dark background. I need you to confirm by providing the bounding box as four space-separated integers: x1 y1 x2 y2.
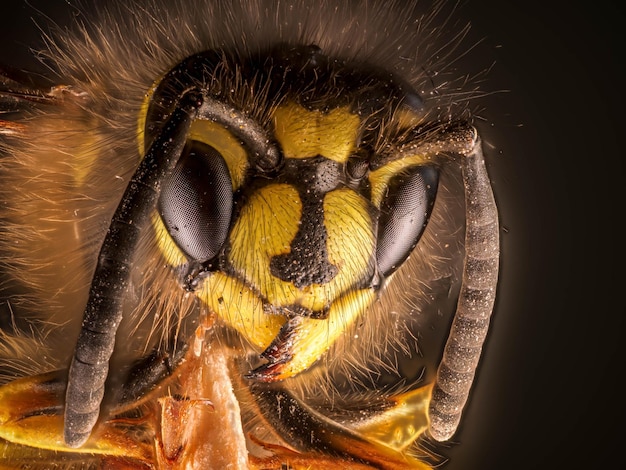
1 1 624 469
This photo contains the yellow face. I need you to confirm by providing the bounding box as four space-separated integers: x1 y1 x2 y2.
230 105 370 312
151 99 429 380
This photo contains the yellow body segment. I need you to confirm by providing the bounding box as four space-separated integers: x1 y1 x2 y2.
228 184 304 309
187 120 249 190
351 385 432 452
324 188 375 282
0 373 152 462
196 271 285 350
369 153 431 207
152 211 188 268
273 103 361 162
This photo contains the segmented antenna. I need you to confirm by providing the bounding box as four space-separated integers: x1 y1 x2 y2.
428 130 499 441
63 90 203 448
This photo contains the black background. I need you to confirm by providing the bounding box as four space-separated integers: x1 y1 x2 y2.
1 1 624 469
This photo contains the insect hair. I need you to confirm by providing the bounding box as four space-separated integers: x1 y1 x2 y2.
1 0 487 425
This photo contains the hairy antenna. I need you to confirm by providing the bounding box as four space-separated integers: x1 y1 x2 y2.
428 129 499 441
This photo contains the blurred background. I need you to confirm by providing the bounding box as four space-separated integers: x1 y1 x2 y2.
1 1 624 469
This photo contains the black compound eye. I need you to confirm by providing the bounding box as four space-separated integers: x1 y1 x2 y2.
158 140 233 262
376 165 438 277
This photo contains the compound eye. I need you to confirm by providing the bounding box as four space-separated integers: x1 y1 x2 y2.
158 140 233 262
376 166 438 277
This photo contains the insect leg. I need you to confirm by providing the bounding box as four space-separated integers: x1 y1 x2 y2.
117 340 189 407
428 128 500 441
64 90 203 448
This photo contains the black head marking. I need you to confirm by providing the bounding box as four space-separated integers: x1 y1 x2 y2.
269 157 342 288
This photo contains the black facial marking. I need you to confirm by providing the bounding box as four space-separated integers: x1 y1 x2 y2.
269 157 341 288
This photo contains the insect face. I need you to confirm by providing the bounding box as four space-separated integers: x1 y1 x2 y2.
0 2 499 468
